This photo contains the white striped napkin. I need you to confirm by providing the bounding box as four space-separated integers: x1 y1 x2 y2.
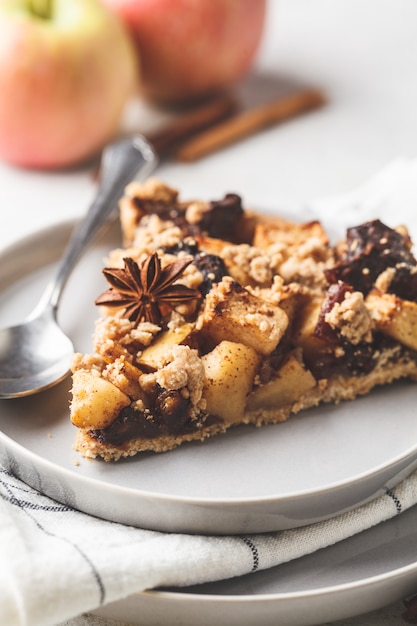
1 464 417 626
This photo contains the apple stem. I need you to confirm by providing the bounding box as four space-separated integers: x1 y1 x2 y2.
29 0 52 19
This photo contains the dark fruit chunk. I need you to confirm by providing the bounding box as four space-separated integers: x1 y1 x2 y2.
308 341 376 379
388 264 417 302
89 406 163 445
154 389 190 434
325 219 417 295
89 389 201 445
308 282 376 378
194 252 227 295
198 193 243 240
164 239 200 257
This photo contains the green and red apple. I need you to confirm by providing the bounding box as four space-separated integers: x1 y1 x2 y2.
101 0 267 104
0 0 138 169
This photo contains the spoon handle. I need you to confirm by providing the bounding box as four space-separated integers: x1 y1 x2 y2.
33 136 157 315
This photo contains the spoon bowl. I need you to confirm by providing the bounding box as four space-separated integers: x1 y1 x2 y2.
0 309 74 398
0 135 156 399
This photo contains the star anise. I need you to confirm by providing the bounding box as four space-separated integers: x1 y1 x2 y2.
95 253 201 326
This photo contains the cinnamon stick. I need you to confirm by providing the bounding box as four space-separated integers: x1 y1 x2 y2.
148 93 238 158
174 88 326 162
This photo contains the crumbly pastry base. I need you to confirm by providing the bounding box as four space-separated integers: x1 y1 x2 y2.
73 351 417 462
70 178 417 461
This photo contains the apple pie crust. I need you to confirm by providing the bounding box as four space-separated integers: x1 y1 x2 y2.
70 178 417 461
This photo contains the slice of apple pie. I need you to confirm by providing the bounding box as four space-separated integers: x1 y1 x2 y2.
70 178 417 461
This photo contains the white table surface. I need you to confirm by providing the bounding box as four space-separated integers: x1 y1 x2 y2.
2 0 417 624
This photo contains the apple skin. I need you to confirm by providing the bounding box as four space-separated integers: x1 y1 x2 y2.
101 0 267 104
0 0 138 169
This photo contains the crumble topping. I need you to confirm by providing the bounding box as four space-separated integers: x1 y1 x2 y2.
139 344 205 411
94 316 161 357
374 267 396 293
125 177 179 206
197 276 288 350
185 201 209 224
325 290 373 344
278 236 332 287
131 214 183 251
221 243 274 286
71 352 106 374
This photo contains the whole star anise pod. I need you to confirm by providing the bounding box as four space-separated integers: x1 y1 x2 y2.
95 253 201 326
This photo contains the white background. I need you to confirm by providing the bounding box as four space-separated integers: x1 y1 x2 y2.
2 0 417 624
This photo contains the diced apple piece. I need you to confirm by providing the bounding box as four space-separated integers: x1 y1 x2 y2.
137 323 195 370
366 292 417 351
197 277 288 355
246 353 316 411
195 236 229 255
275 290 304 324
292 295 327 360
70 370 130 430
105 358 144 399
201 341 261 423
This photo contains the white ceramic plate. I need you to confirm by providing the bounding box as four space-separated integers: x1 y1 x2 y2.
0 220 417 534
94 503 417 625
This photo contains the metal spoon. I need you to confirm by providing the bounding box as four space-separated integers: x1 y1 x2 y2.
0 135 157 399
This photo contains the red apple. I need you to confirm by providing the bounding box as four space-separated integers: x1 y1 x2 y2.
101 0 267 104
0 0 138 169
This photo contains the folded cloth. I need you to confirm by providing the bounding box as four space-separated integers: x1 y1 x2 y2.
309 157 417 240
1 464 417 626
2 158 417 626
